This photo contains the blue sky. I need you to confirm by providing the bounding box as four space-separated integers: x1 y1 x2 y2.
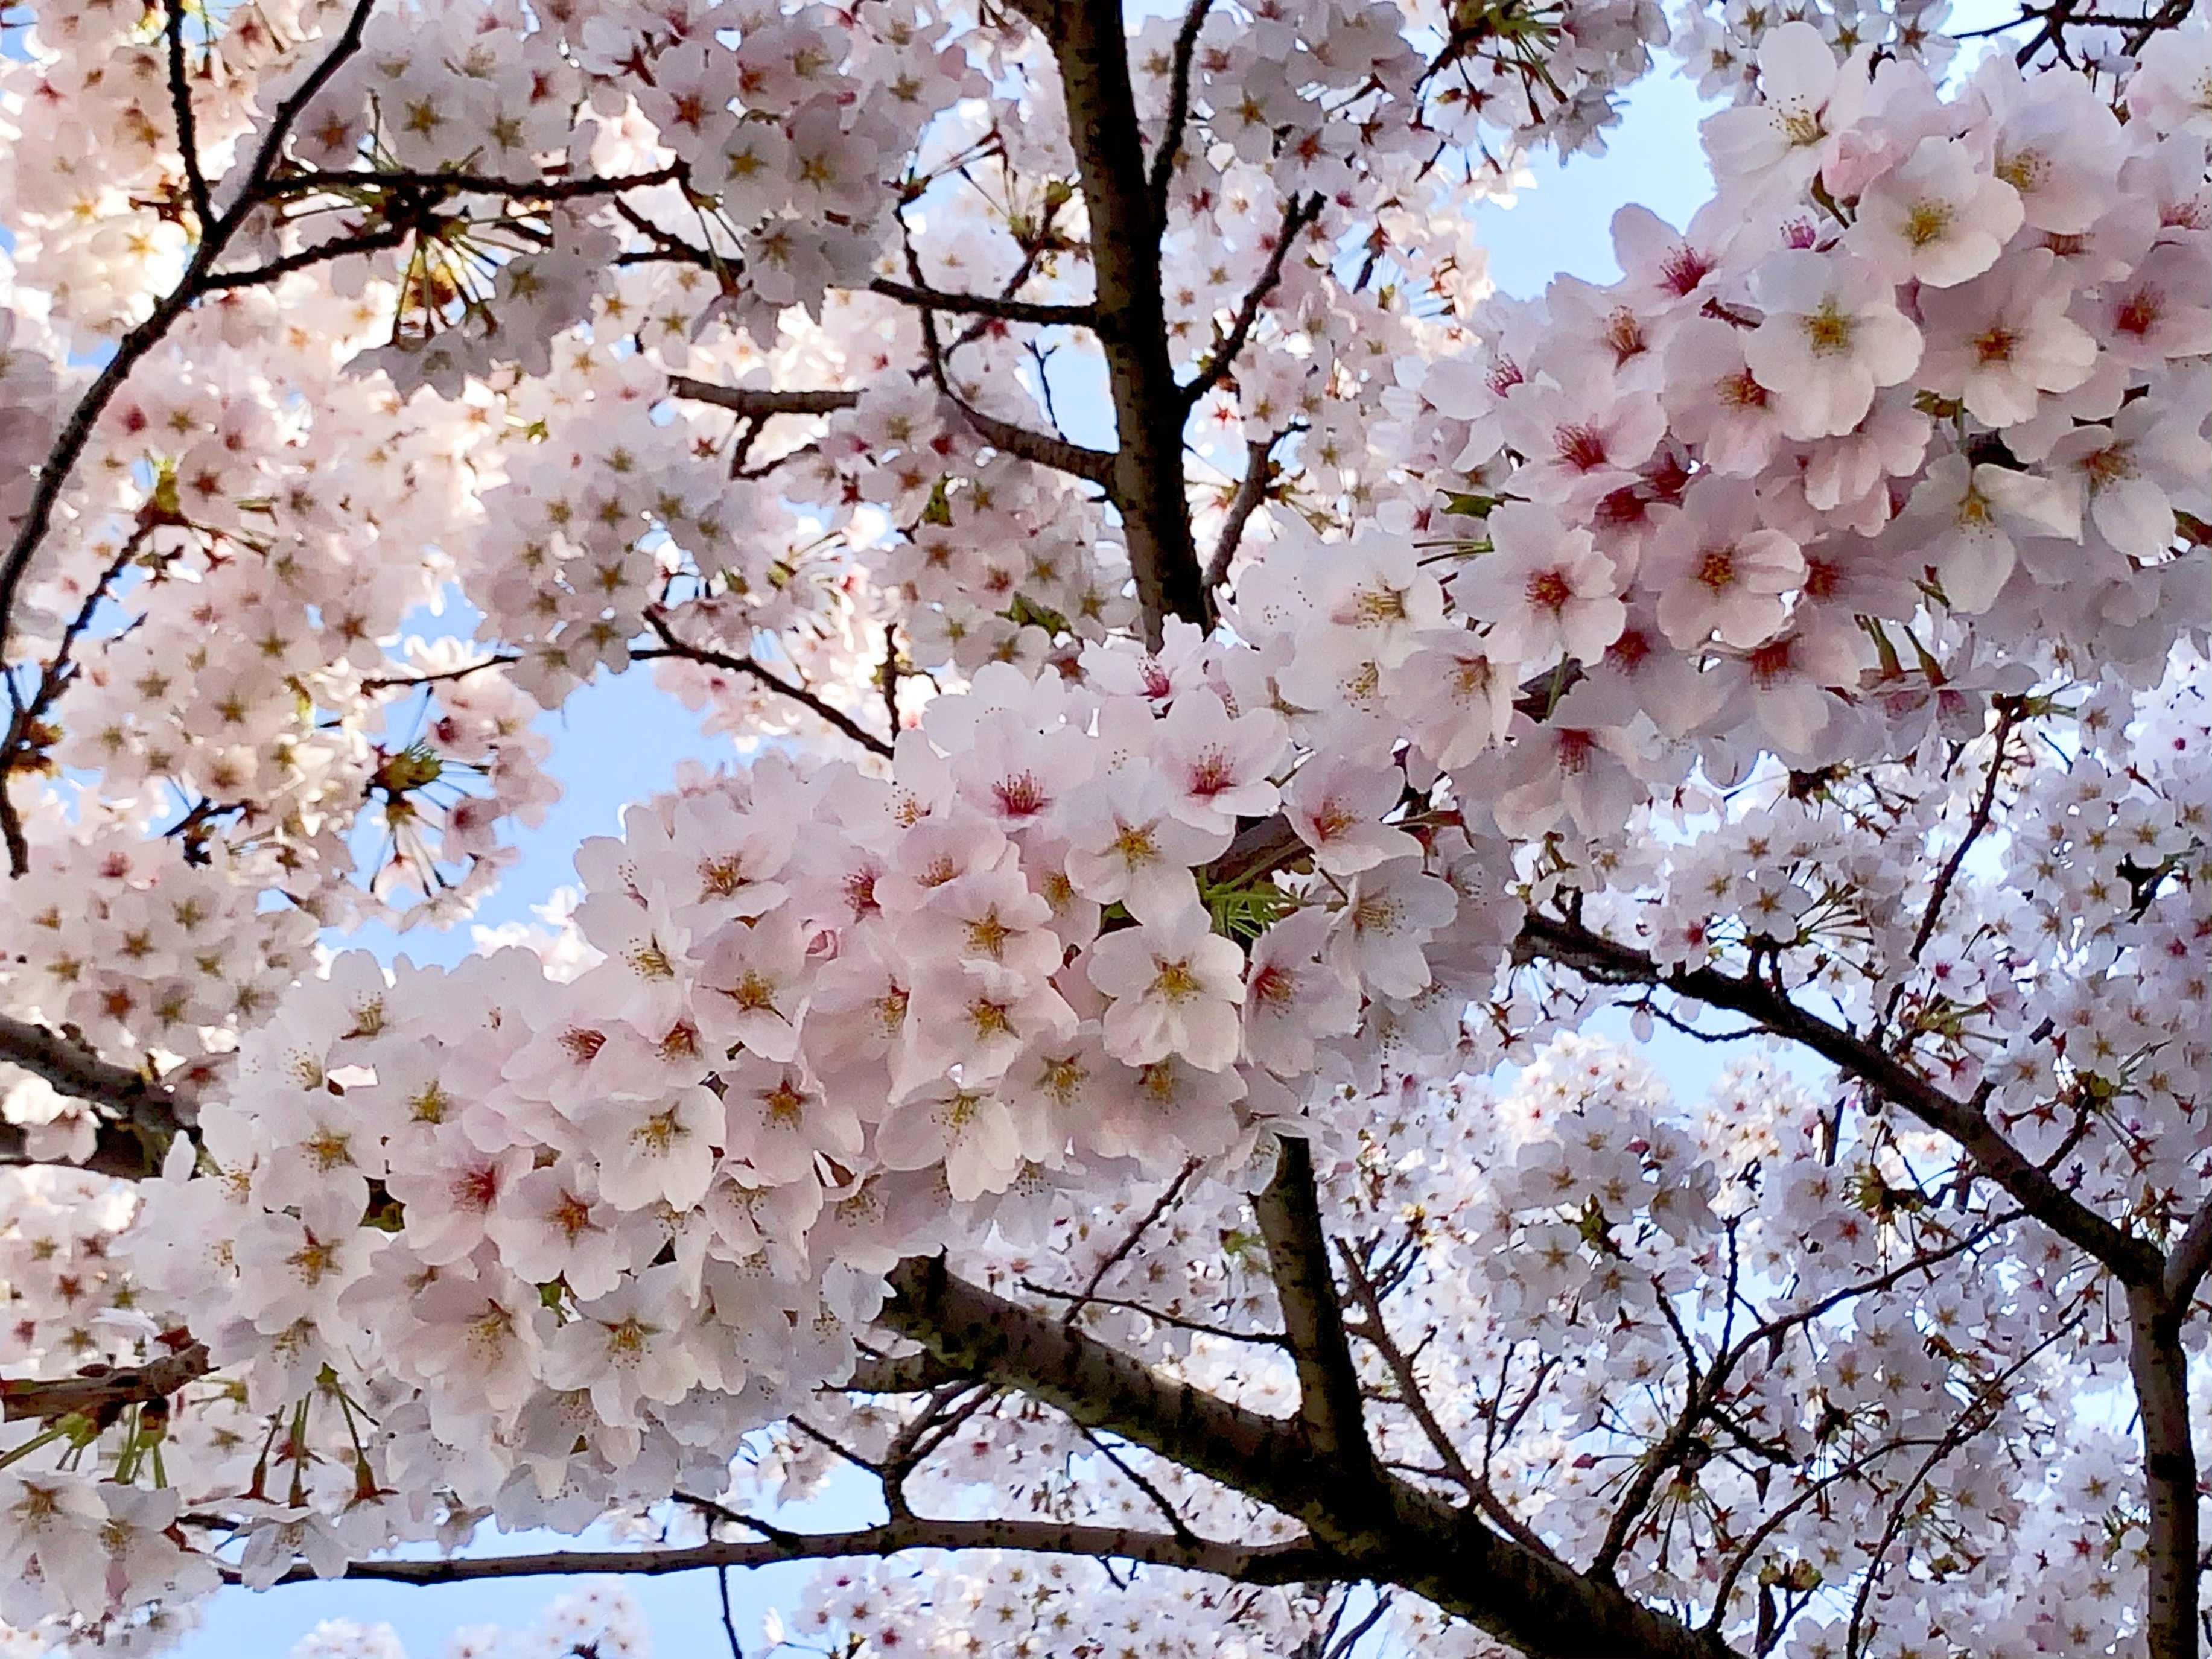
185 51 1735 1659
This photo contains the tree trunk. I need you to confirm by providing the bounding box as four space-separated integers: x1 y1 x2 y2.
2128 1284 2202 1659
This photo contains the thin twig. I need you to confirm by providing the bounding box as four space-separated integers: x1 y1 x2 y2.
164 0 214 233
1059 1159 1202 1327
639 614 893 759
869 278 1094 329
1148 0 1216 211
1180 193 1324 408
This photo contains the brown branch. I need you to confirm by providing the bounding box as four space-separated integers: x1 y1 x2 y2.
882 1254 1737 1659
253 164 683 207
1078 1423 1202 1547
0 0 381 671
1336 1242 1556 1561
0 1010 191 1175
638 614 893 759
879 1381 992 1516
1207 813 1309 889
2 1342 209 1423
1014 0 1208 645
878 620 902 740
2164 1195 2212 1308
907 297 1117 487
1905 700 2020 965
264 1519 1339 1588
944 381 1117 484
357 652 519 692
868 279 1095 329
2131 1283 2202 1659
2 522 159 875
1147 0 1215 211
1840 1313 2086 1657
164 0 214 234
202 224 413 291
1514 909 2166 1286
666 379 862 420
1019 1279 1283 1346
1253 1138 1371 1473
1180 192 1324 410
1061 1158 1200 1327
844 1349 967 1394
1204 429 1292 590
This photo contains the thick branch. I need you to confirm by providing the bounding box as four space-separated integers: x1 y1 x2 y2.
271 1520 1338 1588
0 1009 174 1122
1252 1138 1370 1470
2128 1284 2201 1659
882 1255 1735 1659
1515 910 2165 1286
2164 1196 2212 1308
1020 0 1207 644
1 1342 209 1423
845 1350 967 1394
0 1011 189 1176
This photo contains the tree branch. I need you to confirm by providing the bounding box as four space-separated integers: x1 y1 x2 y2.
845 1349 967 1394
164 0 214 234
638 614 893 760
2128 1283 2201 1659
907 299 1119 487
0 1010 190 1174
1514 909 2166 1286
2 521 160 875
869 279 1095 329
1 1342 209 1423
268 1520 1340 1588
2164 1195 2212 1308
665 379 863 420
1904 699 2020 966
0 0 382 667
253 164 683 207
1252 1138 1371 1471
1180 192 1324 410
1019 0 1209 644
1336 1241 1556 1561
1147 0 1215 212
881 1254 1736 1659
1060 1158 1200 1326
942 380 1118 486
201 224 413 291
1204 429 1292 589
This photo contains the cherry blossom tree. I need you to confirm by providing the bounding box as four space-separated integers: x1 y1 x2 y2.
0 0 2204 1656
